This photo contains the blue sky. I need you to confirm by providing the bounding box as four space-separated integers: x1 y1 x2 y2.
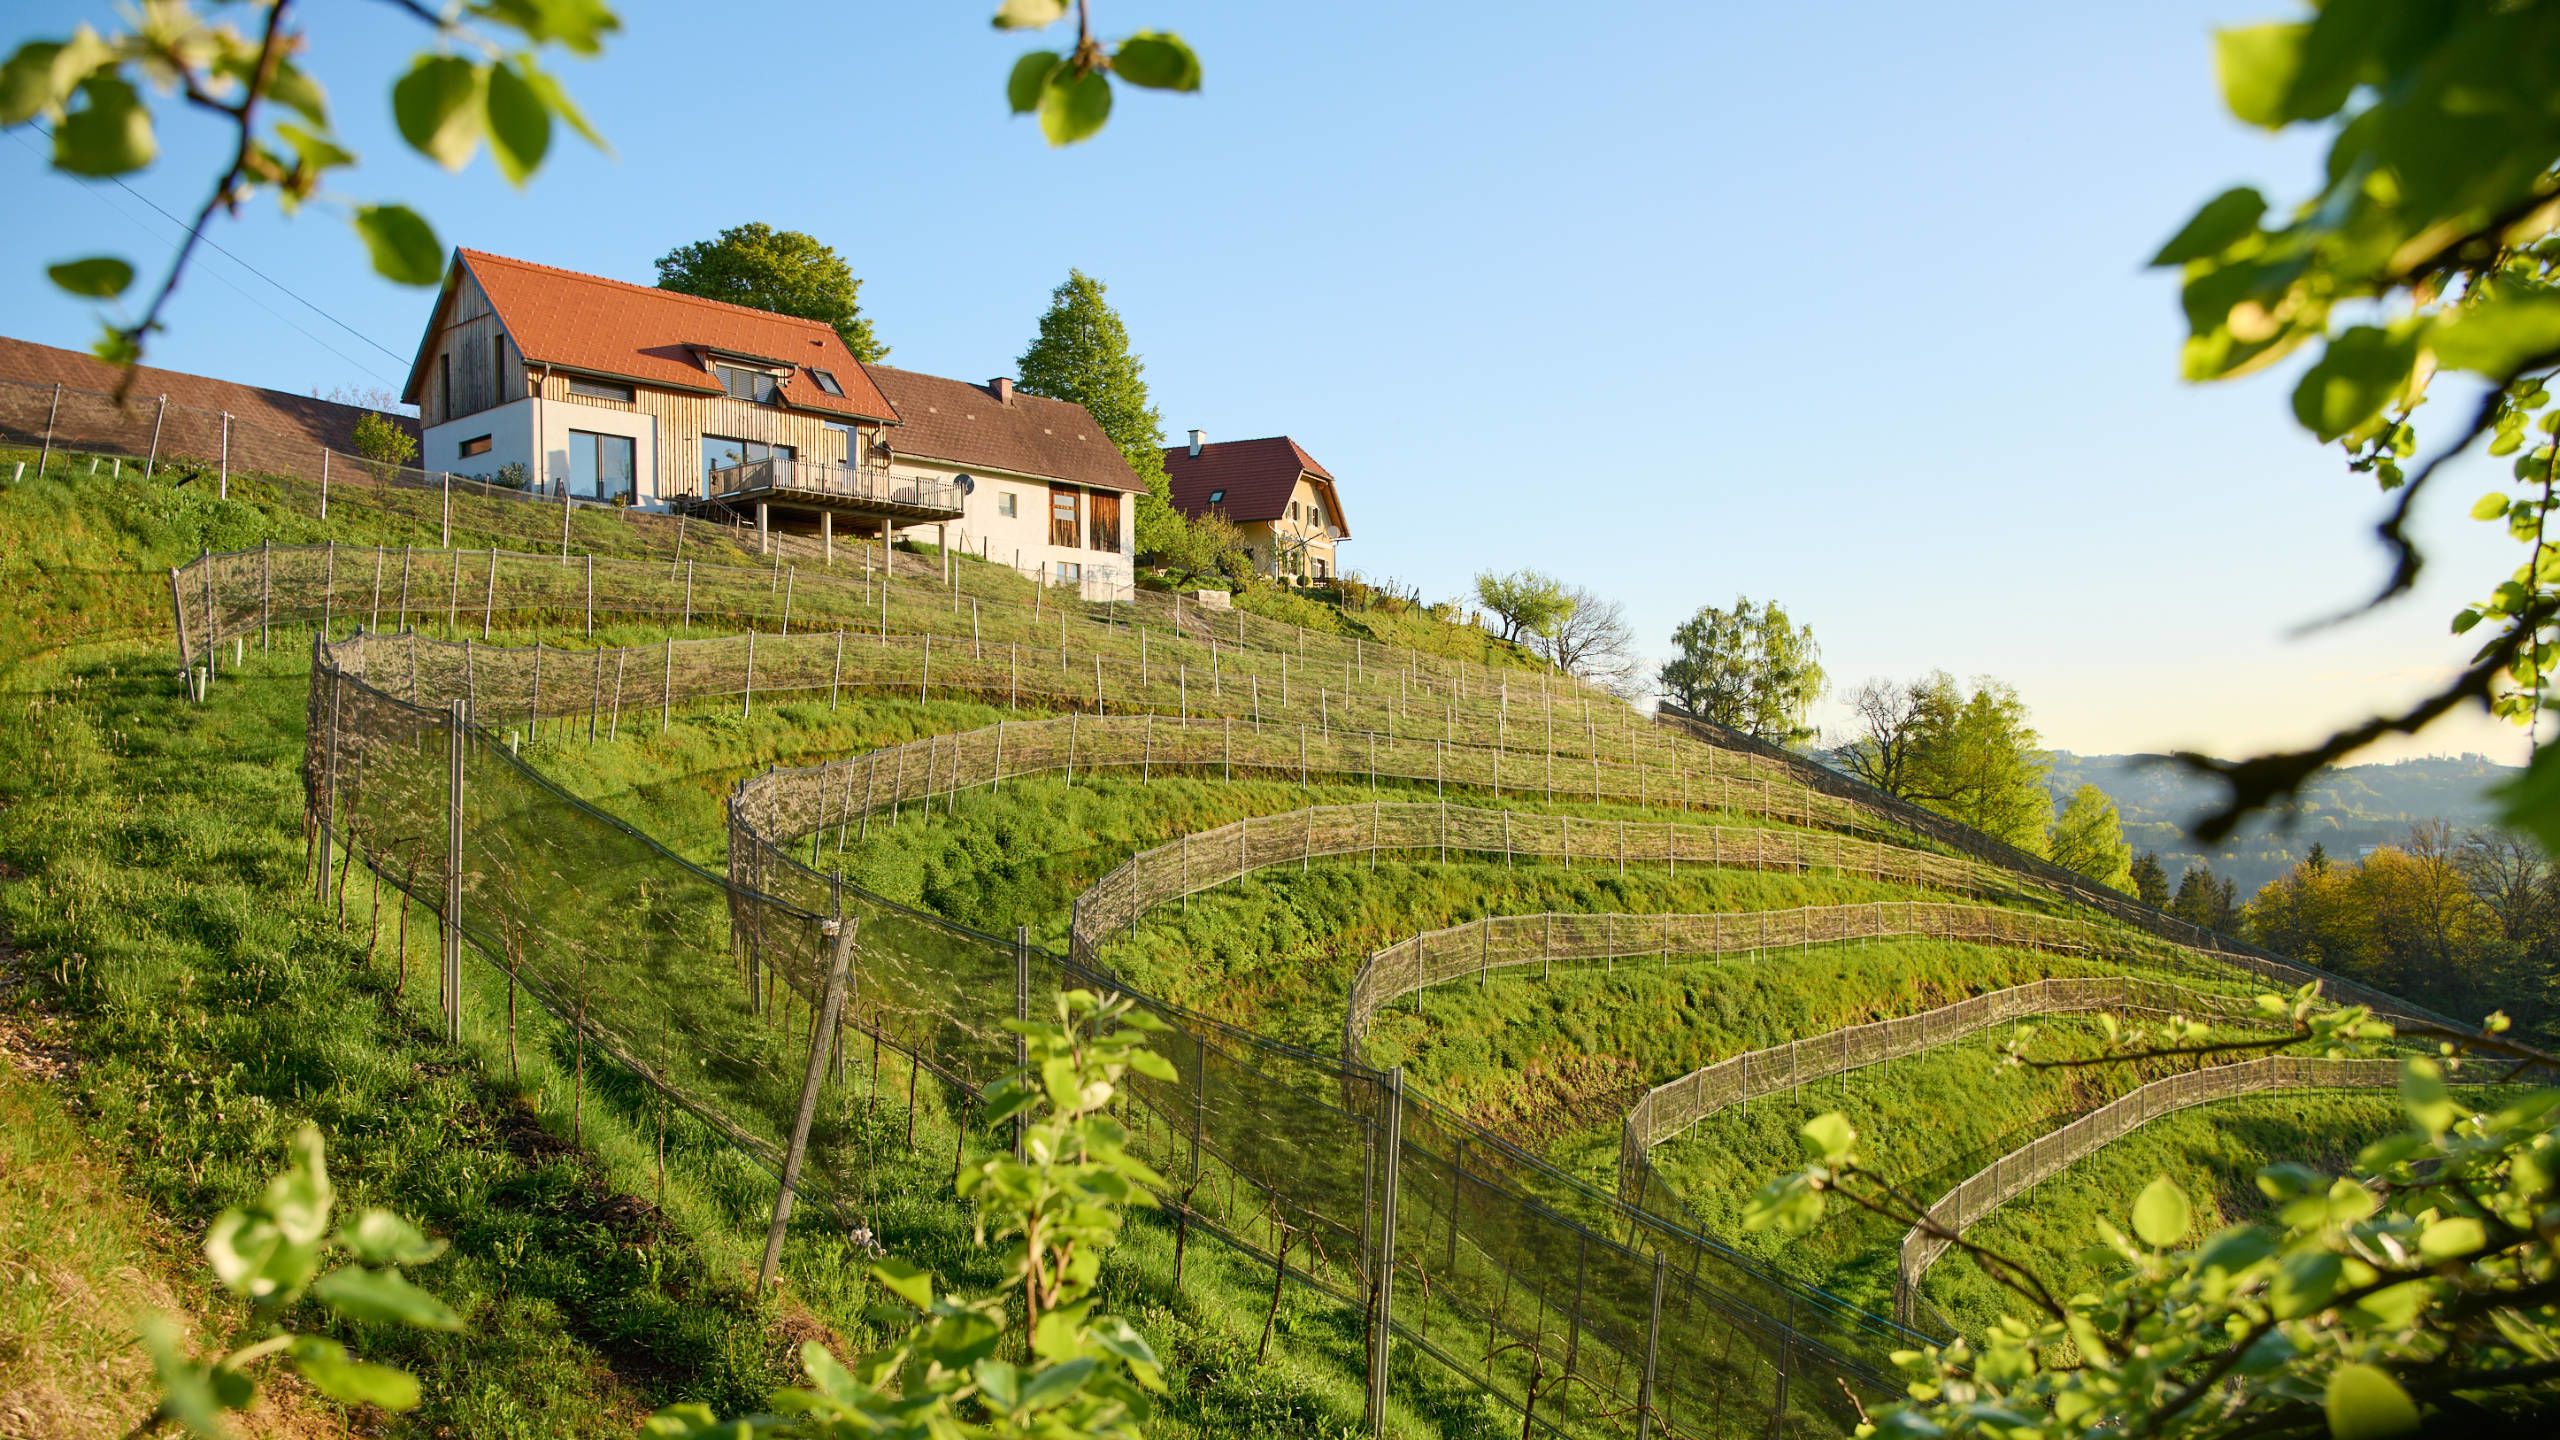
1 1 2522 764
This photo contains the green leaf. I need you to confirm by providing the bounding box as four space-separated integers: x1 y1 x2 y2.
265 60 329 127
2151 186 2266 266
392 56 484 171
472 0 622 55
2131 1175 2192 1248
993 0 1071 29
54 73 153 176
2272 1250 2344 1318
47 255 132 298
1008 51 1063 113
1039 67 1112 146
2433 288 2560 380
2292 325 2421 442
342 1209 444 1267
1113 33 1202 92
204 1211 319 1301
1799 1112 1856 1164
512 61 606 151
352 205 444 286
2418 1214 2484 1260
2325 1362 2420 1440
482 60 552 186
1742 1173 1825 1235
2399 1056 2455 1137
291 1337 421 1411
312 1265 464 1331
140 1314 228 1438
266 1125 334 1246
2472 492 2513 521
2215 23 2310 127
870 1256 933 1311
0 41 72 126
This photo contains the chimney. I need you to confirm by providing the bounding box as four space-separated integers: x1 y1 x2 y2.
990 376 1014 404
1187 428 1205 457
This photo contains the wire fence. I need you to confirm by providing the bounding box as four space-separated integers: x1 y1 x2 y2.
1891 1055 2434 1324
1652 707 2464 1031
1615 974 2276 1212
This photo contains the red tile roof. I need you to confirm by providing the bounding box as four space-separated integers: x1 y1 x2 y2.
1163 436 1347 535
0 334 415 470
407 249 897 422
868 368 1144 493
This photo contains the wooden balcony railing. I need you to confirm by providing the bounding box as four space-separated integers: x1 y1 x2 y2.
705 456 966 516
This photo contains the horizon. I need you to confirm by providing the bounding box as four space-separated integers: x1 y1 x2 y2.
0 0 2527 768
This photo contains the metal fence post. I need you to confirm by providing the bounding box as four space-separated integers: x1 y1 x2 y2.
145 395 167 479
759 905 857 1291
38 383 61 477
443 698 469 1044
1636 1252 1665 1439
166 565 191 693
218 412 231 497
320 448 330 518
314 663 343 904
1365 1065 1404 1436
1014 925 1031 1163
441 470 452 548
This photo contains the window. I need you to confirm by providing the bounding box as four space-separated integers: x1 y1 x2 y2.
439 353 453 421
1289 501 1301 522
1311 503 1325 529
459 434 493 458
492 336 506 401
1087 490 1121 552
1049 486 1080 547
715 364 780 404
1313 558 1330 580
822 422 856 466
809 367 844 397
568 430 636 503
701 435 795 489
1206 488 1224 505
567 375 634 403
1054 561 1081 584
997 491 1018 518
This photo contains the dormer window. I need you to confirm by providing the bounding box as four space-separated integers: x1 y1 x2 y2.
809 367 844 397
715 363 780 404
1207 489 1224 504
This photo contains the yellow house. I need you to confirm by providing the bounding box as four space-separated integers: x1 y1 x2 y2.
1162 432 1350 583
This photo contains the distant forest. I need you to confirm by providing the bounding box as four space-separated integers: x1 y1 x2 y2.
2047 752 2515 899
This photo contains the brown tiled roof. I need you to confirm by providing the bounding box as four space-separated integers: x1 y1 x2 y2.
408 250 897 422
0 334 416 469
1163 436 1347 535
868 367 1144 493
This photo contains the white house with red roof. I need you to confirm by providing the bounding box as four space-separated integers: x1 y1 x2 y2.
400 249 1143 590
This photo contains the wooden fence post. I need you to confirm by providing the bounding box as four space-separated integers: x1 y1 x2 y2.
758 905 857 1291
1364 1065 1404 1436
442 699 468 1044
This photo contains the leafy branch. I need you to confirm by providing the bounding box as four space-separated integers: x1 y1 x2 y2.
994 0 1201 145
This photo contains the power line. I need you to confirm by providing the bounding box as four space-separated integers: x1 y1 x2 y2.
10 125 412 385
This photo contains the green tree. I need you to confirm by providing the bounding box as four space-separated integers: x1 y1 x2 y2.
1015 270 1180 555
1902 673 2053 855
3 1 616 372
1152 507 1244 586
1472 568 1572 645
655 223 886 362
645 992 1171 1440
2130 850 2172 910
1657 596 1825 745
2170 861 2240 933
2049 782 2136 894
351 411 418 473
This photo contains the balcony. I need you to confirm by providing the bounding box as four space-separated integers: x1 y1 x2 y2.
702 455 966 521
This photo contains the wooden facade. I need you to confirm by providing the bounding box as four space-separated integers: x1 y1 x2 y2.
419 268 523 424
528 370 877 504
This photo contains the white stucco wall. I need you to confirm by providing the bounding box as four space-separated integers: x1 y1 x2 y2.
420 396 664 508
891 457 1134 598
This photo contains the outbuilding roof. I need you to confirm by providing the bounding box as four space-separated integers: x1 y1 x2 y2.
1163 436 1346 535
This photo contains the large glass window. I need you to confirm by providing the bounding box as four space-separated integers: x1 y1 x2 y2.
701 435 795 490
568 430 636 503
1049 486 1080 547
822 422 856 466
1087 491 1121 552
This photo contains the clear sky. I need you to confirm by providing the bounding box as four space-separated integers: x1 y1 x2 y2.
1 1 2524 765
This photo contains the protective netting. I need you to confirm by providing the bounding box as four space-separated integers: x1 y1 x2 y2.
1892 1056 2425 1323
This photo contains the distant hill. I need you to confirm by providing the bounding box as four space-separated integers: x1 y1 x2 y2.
2046 752 2518 899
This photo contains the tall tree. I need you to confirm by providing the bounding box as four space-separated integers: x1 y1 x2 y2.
1658 597 1825 745
2049 783 2136 894
1539 585 1642 697
1015 269 1181 556
2170 862 2240 933
1835 677 1936 799
1473 569 1572 645
2129 850 2172 910
655 223 886 361
1902 673 2053 855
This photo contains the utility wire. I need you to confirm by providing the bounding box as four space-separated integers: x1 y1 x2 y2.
10 124 411 385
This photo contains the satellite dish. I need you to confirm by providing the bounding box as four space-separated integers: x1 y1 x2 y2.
953 473 976 494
